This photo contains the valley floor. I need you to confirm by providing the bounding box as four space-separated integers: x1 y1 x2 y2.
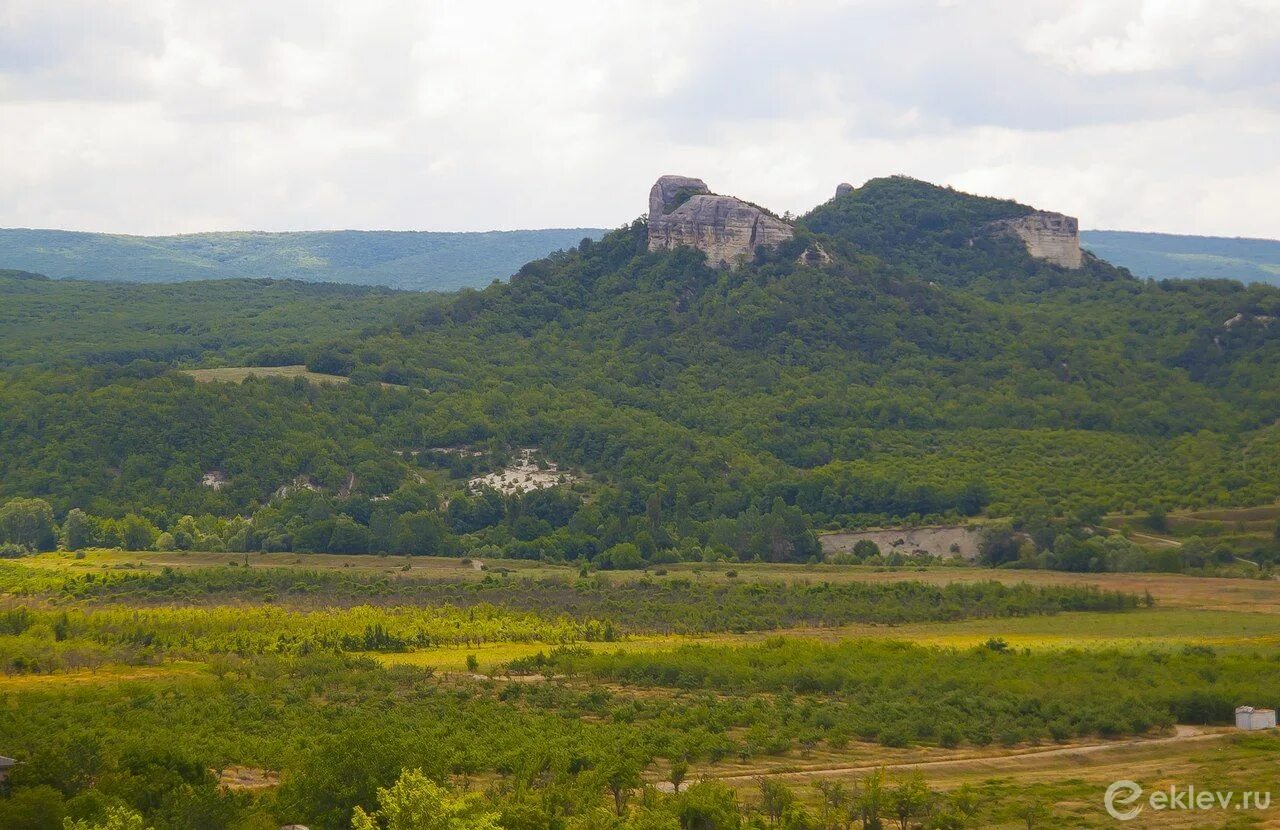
4 551 1280 829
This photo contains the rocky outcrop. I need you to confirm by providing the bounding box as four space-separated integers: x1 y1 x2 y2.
647 175 794 268
1224 312 1276 329
987 211 1082 269
834 182 854 198
797 242 832 266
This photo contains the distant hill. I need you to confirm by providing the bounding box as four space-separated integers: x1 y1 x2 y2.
1081 230 1280 286
0 227 608 291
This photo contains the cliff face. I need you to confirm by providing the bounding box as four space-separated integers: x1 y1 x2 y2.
647 175 794 268
988 211 1082 269
647 174 1082 271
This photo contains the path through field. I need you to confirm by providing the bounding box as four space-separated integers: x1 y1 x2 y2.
706 726 1234 785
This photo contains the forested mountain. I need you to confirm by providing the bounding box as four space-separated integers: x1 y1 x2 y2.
1081 230 1280 285
3 176 1280 568
0 227 606 290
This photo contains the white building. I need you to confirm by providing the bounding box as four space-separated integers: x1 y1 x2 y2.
1235 706 1277 730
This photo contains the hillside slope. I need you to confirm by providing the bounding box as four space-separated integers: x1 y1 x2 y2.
0 274 446 368
1081 230 1280 285
0 227 608 290
3 177 1280 567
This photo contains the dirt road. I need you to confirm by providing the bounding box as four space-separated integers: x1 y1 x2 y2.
707 726 1235 784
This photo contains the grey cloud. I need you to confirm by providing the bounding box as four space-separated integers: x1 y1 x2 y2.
0 0 1275 238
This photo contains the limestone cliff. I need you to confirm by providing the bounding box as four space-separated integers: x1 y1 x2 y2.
647 175 794 268
987 211 1082 269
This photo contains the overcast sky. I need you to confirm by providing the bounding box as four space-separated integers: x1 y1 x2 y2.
1 0 1278 237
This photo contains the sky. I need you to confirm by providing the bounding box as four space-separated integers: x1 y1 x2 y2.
1 0 1278 238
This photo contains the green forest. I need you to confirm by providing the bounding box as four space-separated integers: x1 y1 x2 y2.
4 177 1280 573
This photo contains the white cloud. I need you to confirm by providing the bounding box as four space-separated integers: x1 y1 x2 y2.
0 0 1275 238
1026 0 1280 78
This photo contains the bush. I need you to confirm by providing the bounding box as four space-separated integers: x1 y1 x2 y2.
0 541 33 558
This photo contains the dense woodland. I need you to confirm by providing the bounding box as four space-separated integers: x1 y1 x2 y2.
4 177 1280 573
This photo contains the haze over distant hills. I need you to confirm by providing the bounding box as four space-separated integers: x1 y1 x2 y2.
1081 230 1280 286
2 222 1278 294
0 227 608 291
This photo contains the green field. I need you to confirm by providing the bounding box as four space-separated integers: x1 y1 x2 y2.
2 552 1279 828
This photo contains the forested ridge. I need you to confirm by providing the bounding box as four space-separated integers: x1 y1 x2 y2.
4 176 1280 569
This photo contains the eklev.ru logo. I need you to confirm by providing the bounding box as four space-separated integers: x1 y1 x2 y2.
1105 780 1272 821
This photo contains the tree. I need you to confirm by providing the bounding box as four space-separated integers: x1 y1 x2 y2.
757 778 795 826
1015 800 1051 830
63 806 150 830
328 515 373 553
62 508 93 550
815 780 850 830
857 770 886 830
0 498 56 550
1143 505 1168 533
0 784 65 830
119 514 159 551
851 540 880 560
931 785 979 830
394 511 452 556
674 782 741 830
597 543 644 570
668 757 689 794
623 809 681 830
978 525 1022 567
888 773 930 830
602 754 645 816
351 769 501 830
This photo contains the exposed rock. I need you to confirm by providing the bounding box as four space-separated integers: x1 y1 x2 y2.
1224 312 1277 329
987 211 1082 269
468 448 579 495
648 175 710 219
647 175 794 268
834 182 854 198
797 242 832 266
201 470 228 490
274 475 320 500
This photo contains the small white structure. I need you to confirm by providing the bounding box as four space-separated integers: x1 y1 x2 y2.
1235 706 1276 730
0 756 17 782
